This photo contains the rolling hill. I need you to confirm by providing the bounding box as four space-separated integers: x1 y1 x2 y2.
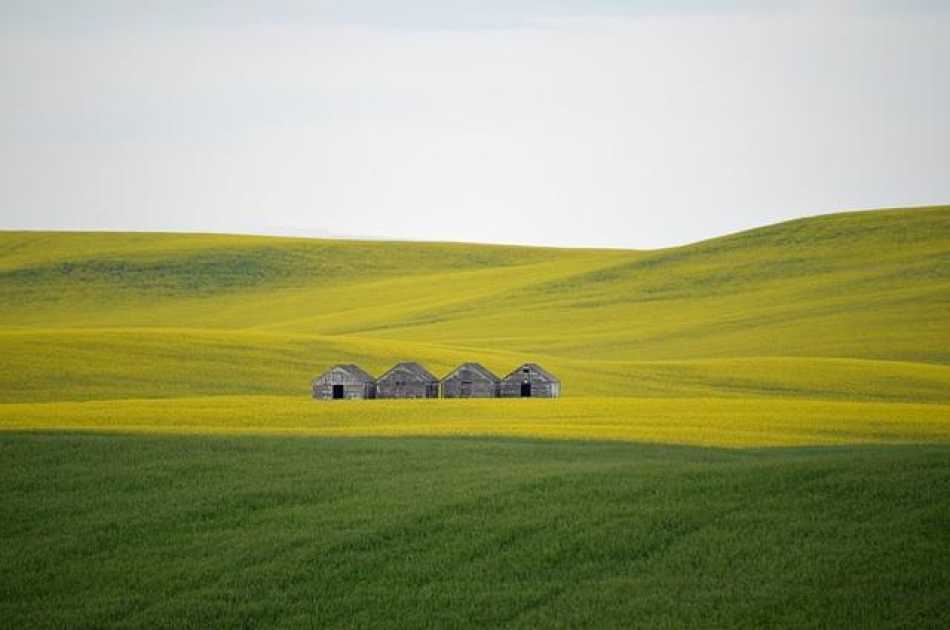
3 206 950 628
1 205 949 409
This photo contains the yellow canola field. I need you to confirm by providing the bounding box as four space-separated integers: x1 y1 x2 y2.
2 396 948 448
2 206 950 447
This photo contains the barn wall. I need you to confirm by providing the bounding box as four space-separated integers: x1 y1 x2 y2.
313 383 376 400
441 375 498 398
499 366 560 398
312 368 376 399
377 380 437 399
499 381 557 398
377 365 439 398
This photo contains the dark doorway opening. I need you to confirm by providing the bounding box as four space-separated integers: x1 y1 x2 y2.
521 382 532 397
460 381 473 397
332 384 345 399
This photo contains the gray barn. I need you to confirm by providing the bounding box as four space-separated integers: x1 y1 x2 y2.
312 364 377 400
441 363 500 398
377 362 439 399
500 363 561 398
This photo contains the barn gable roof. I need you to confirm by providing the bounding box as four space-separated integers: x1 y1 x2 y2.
314 364 376 383
441 362 500 383
502 363 560 383
378 362 438 383
340 364 376 381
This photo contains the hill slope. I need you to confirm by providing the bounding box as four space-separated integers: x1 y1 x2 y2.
3 207 950 628
1 206 948 405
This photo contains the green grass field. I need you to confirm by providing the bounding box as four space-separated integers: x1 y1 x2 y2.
3 434 948 629
2 206 950 627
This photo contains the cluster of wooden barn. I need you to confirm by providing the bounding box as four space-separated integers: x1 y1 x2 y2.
312 362 561 400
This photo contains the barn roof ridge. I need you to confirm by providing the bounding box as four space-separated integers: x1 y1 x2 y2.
378 361 439 382
502 362 560 383
339 364 376 381
440 362 500 383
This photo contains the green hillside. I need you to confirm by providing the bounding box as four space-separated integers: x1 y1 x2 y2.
3 207 950 628
1 206 949 409
3 435 948 629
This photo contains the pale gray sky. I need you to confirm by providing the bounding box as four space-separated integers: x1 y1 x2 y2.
2 1 948 247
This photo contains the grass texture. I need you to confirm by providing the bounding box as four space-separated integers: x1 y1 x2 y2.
2 434 948 629
1 396 948 448
2 207 950 628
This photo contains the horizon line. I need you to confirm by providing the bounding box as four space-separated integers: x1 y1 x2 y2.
1 204 945 253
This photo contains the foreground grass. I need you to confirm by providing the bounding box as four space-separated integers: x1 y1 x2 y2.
1 396 949 448
2 433 948 629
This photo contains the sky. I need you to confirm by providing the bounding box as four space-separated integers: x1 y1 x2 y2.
1 1 948 248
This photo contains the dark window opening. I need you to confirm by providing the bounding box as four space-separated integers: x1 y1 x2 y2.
332 384 345 399
461 381 473 397
521 382 532 397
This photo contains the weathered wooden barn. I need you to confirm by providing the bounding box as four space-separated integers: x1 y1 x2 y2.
312 364 376 400
376 362 439 399
441 363 500 398
499 363 561 398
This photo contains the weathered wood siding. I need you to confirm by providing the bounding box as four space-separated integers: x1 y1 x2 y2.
499 364 560 398
377 365 438 399
441 366 499 398
312 366 376 400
